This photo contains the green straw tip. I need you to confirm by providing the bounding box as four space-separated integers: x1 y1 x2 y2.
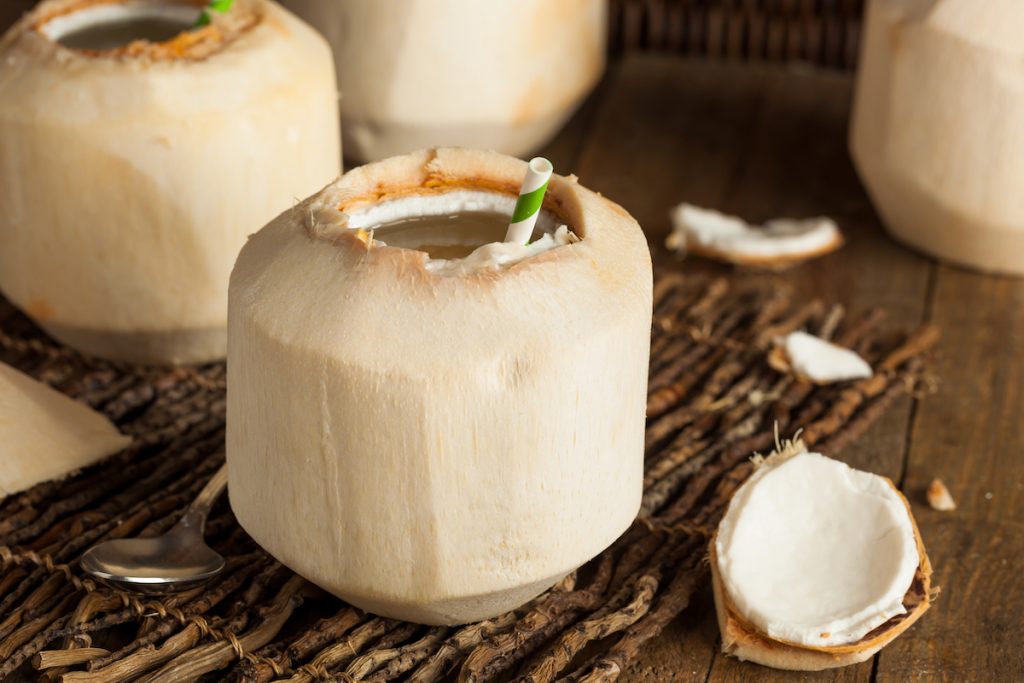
529 157 554 175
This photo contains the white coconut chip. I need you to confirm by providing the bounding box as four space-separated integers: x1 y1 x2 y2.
0 362 130 498
926 478 956 512
772 331 872 384
667 203 842 265
716 448 920 648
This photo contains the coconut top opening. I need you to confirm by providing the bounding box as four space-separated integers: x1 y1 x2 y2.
39 2 200 50
344 190 580 277
34 1 258 60
715 451 919 648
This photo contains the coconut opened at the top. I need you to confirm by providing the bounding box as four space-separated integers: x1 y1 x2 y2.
227 148 653 624
0 0 340 364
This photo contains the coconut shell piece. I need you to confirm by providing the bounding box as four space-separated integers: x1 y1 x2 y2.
768 331 872 385
667 204 843 267
927 478 957 512
710 440 934 671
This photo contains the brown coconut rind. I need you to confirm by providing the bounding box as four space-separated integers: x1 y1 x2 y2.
710 481 933 671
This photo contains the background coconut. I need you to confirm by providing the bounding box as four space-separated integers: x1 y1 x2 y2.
281 0 606 163
0 0 341 364
850 0 1024 276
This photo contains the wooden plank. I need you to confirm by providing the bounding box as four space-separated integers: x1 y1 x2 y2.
570 55 936 682
875 266 1024 682
537 65 618 175
700 60 932 683
573 55 771 682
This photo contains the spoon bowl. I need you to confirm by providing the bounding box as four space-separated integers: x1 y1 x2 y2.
81 465 228 594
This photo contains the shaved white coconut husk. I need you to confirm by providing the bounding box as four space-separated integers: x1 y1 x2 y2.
927 478 956 512
0 0 340 364
280 0 606 162
768 331 873 384
711 440 933 671
851 0 1024 275
667 204 843 266
0 361 130 498
227 148 653 625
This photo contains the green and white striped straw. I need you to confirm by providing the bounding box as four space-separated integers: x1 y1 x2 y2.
504 157 553 245
194 0 234 27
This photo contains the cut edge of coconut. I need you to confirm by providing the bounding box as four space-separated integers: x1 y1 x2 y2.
30 0 260 61
667 204 844 267
710 440 934 671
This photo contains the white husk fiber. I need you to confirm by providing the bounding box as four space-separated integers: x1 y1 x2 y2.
226 148 653 625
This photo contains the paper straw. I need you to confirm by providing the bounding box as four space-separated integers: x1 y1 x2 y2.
195 0 234 27
505 157 553 245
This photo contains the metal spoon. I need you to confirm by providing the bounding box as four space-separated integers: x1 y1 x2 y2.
80 465 228 594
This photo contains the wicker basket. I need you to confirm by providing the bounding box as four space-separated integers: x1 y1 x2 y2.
1 1 865 70
609 0 864 69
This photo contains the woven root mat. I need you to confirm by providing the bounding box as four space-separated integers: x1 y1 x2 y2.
0 272 939 683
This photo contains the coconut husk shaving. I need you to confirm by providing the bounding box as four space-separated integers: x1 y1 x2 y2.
0 272 938 682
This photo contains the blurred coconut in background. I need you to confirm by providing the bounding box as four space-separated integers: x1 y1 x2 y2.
282 0 607 163
851 0 1024 276
0 0 340 364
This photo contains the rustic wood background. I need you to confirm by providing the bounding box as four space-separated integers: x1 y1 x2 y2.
540 55 1021 683
1 1 1021 680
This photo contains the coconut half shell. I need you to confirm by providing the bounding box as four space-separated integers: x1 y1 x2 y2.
710 443 933 671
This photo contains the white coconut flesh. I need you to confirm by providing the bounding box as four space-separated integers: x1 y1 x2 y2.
668 204 840 259
39 3 200 48
344 190 580 277
781 331 873 383
716 452 919 648
0 361 130 498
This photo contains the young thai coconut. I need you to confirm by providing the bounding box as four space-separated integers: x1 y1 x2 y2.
0 361 130 497
280 0 606 162
667 204 843 267
711 438 932 671
851 0 1024 275
0 0 340 364
226 148 653 625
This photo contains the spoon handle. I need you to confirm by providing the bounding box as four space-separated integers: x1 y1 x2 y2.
178 464 228 534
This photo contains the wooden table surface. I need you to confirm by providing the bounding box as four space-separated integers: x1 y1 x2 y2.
0 46 1019 681
535 55 1023 683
